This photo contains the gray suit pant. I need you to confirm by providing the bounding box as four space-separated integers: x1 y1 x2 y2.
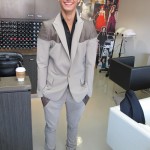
43 88 85 150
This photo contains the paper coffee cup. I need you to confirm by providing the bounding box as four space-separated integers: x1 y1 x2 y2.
16 67 26 82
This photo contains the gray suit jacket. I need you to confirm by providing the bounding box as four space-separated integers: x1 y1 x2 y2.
37 12 98 102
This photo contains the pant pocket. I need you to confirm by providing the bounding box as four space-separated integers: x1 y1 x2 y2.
82 95 89 105
41 97 50 107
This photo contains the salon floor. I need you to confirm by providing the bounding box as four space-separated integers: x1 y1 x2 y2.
31 69 117 150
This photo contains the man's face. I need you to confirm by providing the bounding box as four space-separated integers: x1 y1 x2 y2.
59 0 80 13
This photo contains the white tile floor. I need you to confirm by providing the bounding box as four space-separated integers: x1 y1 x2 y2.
31 69 116 150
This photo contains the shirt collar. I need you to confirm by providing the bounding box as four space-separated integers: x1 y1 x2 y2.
61 13 77 24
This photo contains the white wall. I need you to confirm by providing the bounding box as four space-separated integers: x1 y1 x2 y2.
115 0 150 66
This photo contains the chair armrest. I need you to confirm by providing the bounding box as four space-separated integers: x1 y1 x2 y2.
107 106 150 150
130 66 150 90
112 56 135 67
109 59 132 90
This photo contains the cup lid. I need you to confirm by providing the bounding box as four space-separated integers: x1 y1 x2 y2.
16 67 26 72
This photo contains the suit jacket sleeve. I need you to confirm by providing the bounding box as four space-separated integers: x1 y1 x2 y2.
37 22 51 97
85 21 98 97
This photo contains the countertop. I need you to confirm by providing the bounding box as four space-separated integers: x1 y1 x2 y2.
0 48 37 55
0 76 31 92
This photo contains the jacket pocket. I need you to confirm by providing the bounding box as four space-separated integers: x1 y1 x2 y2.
42 77 54 95
80 79 87 87
46 77 54 90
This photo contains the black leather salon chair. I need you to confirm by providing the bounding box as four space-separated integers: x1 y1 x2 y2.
0 52 23 77
109 56 150 91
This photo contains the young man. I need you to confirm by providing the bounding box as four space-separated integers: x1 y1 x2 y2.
37 0 98 149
